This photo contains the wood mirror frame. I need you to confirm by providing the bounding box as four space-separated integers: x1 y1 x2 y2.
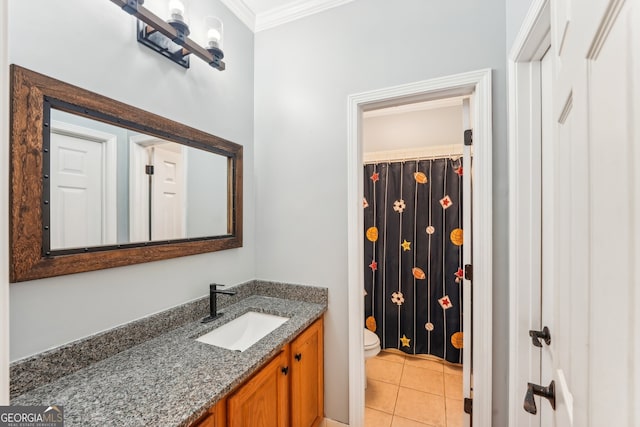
9 65 243 282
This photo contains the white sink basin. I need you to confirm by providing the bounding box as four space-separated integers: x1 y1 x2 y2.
196 311 289 352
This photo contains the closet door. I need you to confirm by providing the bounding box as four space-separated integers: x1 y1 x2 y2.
539 1 640 425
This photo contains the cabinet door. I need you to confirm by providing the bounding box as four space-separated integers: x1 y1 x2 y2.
290 318 324 427
192 413 216 427
227 348 289 427
189 399 226 427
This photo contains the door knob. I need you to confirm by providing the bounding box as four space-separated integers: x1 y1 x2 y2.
294 353 302 361
523 380 556 414
528 326 551 347
281 366 289 375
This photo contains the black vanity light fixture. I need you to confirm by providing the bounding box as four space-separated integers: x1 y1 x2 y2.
111 0 225 71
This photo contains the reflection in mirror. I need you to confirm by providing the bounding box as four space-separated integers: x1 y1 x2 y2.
10 65 242 282
49 109 229 251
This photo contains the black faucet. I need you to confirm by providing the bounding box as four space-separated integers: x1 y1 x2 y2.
202 283 237 323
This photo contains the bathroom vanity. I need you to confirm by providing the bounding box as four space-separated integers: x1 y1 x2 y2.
192 317 323 427
10 281 326 427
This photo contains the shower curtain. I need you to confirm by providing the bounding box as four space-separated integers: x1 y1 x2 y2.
363 157 464 364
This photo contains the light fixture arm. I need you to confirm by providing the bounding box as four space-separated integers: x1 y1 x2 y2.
111 0 226 71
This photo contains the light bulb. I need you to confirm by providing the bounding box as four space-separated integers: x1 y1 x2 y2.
168 0 185 22
204 16 223 50
207 28 221 48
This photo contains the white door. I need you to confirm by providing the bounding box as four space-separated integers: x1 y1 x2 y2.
50 123 117 249
539 46 559 426
516 1 640 426
151 144 185 240
461 98 472 427
558 1 639 425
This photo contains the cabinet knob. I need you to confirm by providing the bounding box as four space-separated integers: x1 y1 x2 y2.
281 366 289 375
294 353 302 361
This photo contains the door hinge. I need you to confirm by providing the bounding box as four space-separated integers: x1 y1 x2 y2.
464 264 473 281
464 129 473 146
464 397 473 414
145 165 154 175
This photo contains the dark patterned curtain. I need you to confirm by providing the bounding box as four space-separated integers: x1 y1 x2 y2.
363 158 464 364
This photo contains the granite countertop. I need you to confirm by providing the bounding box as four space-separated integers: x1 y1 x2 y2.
12 294 326 427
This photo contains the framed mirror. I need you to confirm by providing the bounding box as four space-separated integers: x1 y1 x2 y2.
9 65 243 282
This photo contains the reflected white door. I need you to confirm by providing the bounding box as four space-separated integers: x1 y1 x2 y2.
151 144 185 240
50 123 116 249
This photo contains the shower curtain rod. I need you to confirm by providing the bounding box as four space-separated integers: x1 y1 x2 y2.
363 152 469 165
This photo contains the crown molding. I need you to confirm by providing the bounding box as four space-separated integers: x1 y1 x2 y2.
255 0 356 32
219 0 256 32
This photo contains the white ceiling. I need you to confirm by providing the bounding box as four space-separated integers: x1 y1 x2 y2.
219 0 356 32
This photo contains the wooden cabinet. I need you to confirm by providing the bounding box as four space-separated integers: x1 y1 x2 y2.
290 317 323 427
189 317 323 427
191 400 226 427
227 347 290 427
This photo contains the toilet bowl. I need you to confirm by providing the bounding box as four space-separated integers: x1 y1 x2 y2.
364 328 381 360
364 329 381 389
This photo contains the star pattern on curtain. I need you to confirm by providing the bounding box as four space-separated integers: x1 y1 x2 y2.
400 335 411 347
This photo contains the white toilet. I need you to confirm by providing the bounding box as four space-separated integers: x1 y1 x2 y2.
364 329 381 388
364 328 381 360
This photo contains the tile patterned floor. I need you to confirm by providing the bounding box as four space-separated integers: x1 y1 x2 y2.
365 350 463 427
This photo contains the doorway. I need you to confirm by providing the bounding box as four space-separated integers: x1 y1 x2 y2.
361 96 470 426
347 69 493 427
129 135 186 242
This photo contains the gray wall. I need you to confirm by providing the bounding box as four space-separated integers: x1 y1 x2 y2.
506 0 534 52
8 0 255 360
254 0 508 423
186 149 229 237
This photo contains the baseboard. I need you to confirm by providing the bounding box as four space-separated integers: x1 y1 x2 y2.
322 418 349 427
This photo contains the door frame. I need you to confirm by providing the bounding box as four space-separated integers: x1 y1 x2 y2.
507 0 551 425
129 135 187 241
347 68 493 426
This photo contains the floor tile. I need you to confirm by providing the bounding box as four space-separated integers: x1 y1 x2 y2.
444 373 463 400
365 407 393 427
394 387 446 427
400 365 445 396
378 350 407 364
445 398 464 427
404 356 445 372
443 364 463 376
367 357 405 385
391 415 433 427
365 379 400 414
